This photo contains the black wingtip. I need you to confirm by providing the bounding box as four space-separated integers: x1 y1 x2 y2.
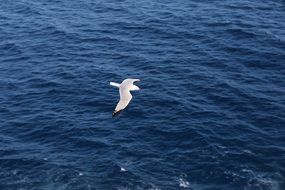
112 110 123 118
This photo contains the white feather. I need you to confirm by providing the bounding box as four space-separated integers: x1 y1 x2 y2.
112 78 140 115
110 82 120 88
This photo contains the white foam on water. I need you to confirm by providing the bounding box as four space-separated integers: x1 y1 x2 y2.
178 178 190 188
148 183 161 190
246 171 279 190
120 167 127 172
242 149 253 154
148 187 161 190
225 168 281 190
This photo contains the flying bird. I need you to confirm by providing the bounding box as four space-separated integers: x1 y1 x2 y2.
110 78 140 117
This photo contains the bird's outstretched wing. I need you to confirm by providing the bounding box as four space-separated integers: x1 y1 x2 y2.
110 82 120 88
113 88 132 117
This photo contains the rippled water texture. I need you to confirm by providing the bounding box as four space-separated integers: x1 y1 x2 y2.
0 0 285 189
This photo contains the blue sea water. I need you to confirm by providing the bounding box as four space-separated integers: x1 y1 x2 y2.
0 0 285 189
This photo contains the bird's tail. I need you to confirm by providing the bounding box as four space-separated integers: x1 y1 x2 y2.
110 82 120 88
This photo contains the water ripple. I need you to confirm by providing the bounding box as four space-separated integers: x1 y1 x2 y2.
0 0 284 189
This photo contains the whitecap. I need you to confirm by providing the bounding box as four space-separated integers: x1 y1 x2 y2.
78 172 83 176
178 178 190 188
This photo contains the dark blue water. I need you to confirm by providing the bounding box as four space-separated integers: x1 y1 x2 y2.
1 0 285 189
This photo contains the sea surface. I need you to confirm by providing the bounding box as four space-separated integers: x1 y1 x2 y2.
0 0 285 189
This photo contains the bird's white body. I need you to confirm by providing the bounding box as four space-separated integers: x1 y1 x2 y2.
110 79 140 117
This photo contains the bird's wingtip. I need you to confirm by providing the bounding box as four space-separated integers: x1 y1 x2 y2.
112 110 123 118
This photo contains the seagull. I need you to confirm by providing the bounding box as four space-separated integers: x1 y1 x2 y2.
110 78 140 117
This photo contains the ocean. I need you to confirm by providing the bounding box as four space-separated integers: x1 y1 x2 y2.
0 0 285 189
